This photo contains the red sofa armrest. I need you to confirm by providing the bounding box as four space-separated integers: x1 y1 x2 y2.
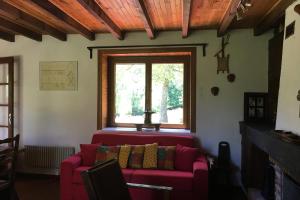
60 153 82 200
193 155 208 200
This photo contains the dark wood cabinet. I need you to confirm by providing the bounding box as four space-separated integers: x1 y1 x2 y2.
268 33 283 124
240 123 269 188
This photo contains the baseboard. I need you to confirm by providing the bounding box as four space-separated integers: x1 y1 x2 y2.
17 167 60 176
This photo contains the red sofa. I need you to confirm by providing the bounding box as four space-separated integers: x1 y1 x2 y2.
60 131 208 200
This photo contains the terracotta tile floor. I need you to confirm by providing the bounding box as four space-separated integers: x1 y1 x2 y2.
15 174 59 200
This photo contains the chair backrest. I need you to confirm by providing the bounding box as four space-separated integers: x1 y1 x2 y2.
81 159 131 200
0 134 20 184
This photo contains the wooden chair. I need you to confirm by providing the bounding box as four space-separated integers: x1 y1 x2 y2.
81 159 172 200
0 134 20 200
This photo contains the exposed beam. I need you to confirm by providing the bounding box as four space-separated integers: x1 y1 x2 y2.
77 0 123 40
33 0 95 40
254 0 296 36
134 0 155 39
0 30 14 42
0 17 42 41
182 0 192 38
218 0 240 37
0 1 66 41
12 0 95 40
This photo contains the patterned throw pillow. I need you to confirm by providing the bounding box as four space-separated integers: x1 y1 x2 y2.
157 146 176 170
128 145 145 169
143 143 158 169
118 145 131 168
95 145 120 164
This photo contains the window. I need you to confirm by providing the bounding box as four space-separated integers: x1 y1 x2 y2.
98 48 196 131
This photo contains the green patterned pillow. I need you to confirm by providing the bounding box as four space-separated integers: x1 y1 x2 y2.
95 145 120 164
128 145 145 169
157 146 176 170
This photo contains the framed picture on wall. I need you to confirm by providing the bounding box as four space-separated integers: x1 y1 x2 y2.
244 92 268 122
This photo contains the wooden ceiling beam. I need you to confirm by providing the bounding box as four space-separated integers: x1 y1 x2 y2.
218 0 240 37
0 30 14 42
0 17 42 41
254 0 295 36
182 0 192 38
0 1 66 41
77 0 123 40
32 0 95 40
17 0 95 40
134 0 155 39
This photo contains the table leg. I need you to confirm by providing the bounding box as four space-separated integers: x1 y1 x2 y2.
163 190 170 200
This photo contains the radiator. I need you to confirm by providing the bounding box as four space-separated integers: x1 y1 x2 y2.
23 145 75 175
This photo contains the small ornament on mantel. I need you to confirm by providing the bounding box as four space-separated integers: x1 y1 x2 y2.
211 86 219 96
214 34 230 74
227 73 236 82
294 4 300 15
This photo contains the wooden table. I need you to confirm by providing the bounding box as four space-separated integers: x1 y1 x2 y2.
135 123 161 131
127 182 172 200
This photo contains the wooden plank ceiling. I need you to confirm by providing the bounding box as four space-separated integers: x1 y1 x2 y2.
0 0 293 42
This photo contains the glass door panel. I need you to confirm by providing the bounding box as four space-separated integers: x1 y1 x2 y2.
0 127 8 140
0 86 9 104
114 63 146 124
0 63 8 83
0 106 8 126
151 63 184 124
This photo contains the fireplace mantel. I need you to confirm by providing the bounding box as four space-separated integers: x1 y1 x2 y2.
240 122 300 185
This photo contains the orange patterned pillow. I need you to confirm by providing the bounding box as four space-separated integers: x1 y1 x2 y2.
128 145 145 169
143 143 158 169
118 145 131 168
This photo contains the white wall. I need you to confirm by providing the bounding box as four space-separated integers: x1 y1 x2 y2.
276 0 300 135
0 30 271 167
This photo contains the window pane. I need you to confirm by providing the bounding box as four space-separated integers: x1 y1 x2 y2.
0 128 8 140
0 64 9 83
115 64 145 123
152 63 184 124
0 86 8 104
0 106 8 126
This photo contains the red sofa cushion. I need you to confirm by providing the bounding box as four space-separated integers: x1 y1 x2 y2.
80 144 99 166
72 166 135 184
121 168 135 182
130 169 193 191
91 131 196 147
175 144 198 172
73 166 90 184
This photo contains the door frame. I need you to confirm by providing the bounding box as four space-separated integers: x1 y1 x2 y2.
0 57 14 138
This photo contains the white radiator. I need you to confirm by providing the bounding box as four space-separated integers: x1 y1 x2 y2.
23 145 75 175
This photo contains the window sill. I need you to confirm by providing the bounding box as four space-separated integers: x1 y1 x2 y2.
102 127 192 134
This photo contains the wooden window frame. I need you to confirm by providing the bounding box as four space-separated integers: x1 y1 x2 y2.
98 47 196 132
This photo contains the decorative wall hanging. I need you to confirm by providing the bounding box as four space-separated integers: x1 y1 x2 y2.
297 90 300 118
40 61 78 90
227 73 236 82
214 34 230 74
285 21 295 39
211 87 219 96
294 4 300 15
244 92 268 122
